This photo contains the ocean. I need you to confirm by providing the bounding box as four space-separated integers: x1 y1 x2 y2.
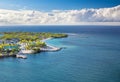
0 25 120 82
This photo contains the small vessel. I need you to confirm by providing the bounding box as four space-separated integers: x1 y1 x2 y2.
16 55 27 59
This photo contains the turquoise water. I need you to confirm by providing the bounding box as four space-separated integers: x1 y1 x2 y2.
0 26 120 82
4 46 19 50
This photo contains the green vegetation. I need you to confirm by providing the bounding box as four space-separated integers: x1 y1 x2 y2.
0 32 68 41
0 32 68 56
0 43 19 57
25 40 46 50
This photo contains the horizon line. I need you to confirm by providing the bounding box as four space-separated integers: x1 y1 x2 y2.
0 22 120 26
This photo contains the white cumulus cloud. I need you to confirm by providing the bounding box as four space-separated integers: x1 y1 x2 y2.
0 5 120 25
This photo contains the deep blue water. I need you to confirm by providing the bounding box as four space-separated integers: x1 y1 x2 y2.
0 26 120 82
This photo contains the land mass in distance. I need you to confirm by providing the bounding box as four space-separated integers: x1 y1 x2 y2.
0 32 68 59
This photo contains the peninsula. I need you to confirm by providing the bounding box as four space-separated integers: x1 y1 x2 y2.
0 32 68 59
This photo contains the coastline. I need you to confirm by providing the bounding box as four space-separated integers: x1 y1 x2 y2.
19 37 61 54
41 37 53 42
0 37 62 59
41 37 62 52
0 32 68 59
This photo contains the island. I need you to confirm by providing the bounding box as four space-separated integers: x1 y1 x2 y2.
0 32 68 59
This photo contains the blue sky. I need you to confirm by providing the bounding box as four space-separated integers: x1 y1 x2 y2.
0 0 120 25
0 0 120 10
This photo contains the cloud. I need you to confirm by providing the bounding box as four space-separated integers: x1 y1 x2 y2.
0 5 120 25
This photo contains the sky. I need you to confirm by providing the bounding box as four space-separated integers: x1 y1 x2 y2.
0 0 120 25
0 0 120 10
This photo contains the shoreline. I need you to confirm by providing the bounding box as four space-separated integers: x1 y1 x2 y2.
0 32 68 59
40 45 61 52
16 37 62 59
0 37 62 59
41 37 62 52
41 37 53 42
